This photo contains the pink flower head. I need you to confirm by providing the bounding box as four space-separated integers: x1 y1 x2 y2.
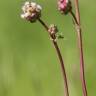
58 0 72 14
21 1 42 22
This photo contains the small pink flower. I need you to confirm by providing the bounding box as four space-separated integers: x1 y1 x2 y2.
48 24 58 35
58 0 72 14
21 1 42 22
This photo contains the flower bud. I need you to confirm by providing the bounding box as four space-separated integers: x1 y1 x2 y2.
48 24 58 35
58 0 72 14
21 1 42 22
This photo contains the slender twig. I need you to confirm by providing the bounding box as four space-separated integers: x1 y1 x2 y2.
70 0 88 96
38 18 69 96
70 10 78 25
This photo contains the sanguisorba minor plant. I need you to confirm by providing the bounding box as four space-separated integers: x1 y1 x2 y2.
21 1 69 96
58 0 88 96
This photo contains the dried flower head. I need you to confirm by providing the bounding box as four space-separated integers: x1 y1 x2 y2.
48 24 58 35
58 0 72 14
21 1 42 22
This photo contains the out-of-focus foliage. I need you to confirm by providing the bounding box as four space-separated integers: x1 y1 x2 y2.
0 0 96 96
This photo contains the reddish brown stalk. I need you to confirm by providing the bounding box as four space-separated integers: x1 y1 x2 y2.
71 0 88 96
38 18 69 96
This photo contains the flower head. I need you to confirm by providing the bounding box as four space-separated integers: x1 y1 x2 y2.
21 1 42 22
58 0 72 14
48 24 58 35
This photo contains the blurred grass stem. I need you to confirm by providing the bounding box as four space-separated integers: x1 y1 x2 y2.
70 0 88 96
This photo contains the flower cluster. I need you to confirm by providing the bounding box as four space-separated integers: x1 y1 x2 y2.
58 0 72 14
48 24 58 41
48 24 58 35
21 1 42 22
20 1 87 96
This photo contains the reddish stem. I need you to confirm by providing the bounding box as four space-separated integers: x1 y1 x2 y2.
38 18 69 96
73 0 88 96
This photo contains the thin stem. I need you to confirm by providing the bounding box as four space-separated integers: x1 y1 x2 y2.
52 41 69 96
70 10 78 25
74 0 80 24
72 0 88 96
38 18 69 96
38 18 48 30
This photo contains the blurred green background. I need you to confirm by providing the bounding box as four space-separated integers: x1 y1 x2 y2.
0 0 96 96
